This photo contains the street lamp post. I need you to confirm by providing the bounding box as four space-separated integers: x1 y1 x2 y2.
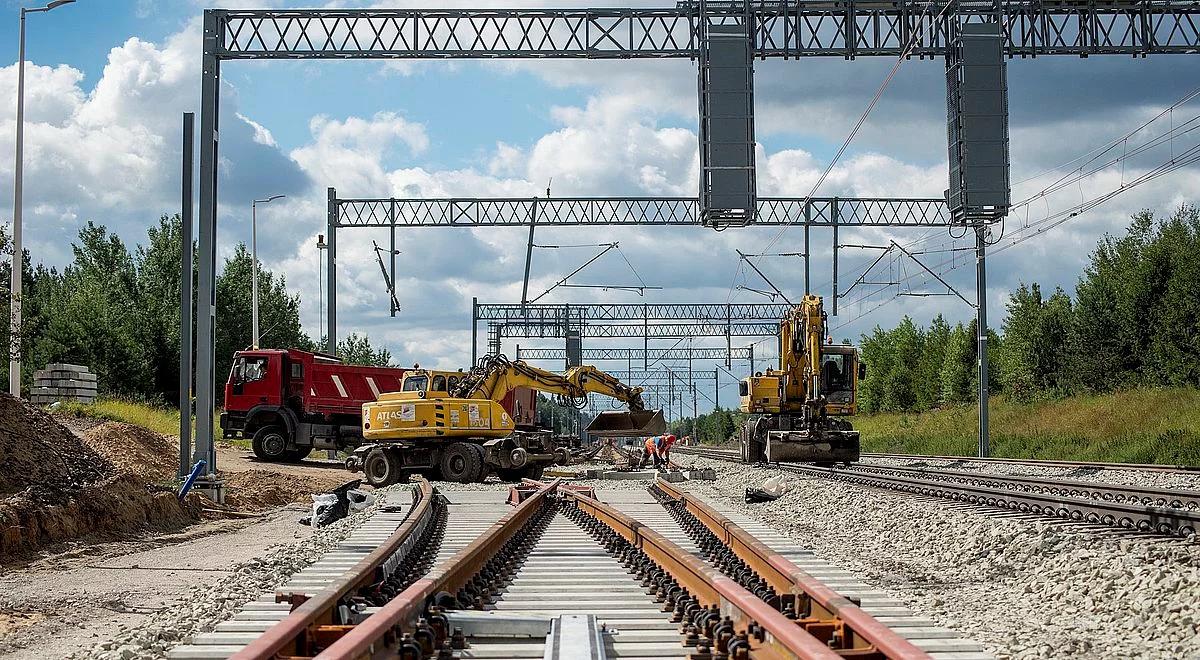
250 194 284 348
9 0 75 397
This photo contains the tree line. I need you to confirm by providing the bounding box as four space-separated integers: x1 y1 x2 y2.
859 205 1200 413
0 215 391 405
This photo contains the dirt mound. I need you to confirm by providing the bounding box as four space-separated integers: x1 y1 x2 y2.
82 422 177 485
223 469 352 511
0 393 111 503
0 474 202 557
0 395 200 557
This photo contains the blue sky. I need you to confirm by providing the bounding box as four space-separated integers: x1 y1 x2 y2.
2 1 1198 411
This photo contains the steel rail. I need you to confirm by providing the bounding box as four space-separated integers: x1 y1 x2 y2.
559 487 843 660
313 479 561 660
782 463 1200 538
654 478 933 660
844 463 1200 511
673 446 1200 537
230 478 437 660
862 452 1200 474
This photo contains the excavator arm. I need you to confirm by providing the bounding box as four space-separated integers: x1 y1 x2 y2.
452 355 664 436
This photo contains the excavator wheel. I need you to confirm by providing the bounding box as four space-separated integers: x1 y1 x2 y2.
364 448 404 487
496 463 545 483
740 418 767 464
440 442 486 483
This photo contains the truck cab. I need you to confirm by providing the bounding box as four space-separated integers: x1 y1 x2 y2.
221 348 407 463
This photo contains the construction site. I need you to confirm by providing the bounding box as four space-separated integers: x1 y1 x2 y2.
2 2 1200 660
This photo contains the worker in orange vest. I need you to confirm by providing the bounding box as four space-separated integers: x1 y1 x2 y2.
658 434 677 468
641 434 677 470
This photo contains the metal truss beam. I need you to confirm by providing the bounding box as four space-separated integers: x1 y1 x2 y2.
493 321 778 339
478 302 790 321
608 371 717 382
335 196 951 227
215 4 1200 60
517 346 751 361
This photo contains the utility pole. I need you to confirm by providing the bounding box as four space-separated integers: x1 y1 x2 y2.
9 0 76 396
178 112 194 478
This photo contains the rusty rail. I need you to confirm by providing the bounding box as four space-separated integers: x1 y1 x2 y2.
655 478 933 660
561 487 852 659
313 479 561 660
231 478 437 660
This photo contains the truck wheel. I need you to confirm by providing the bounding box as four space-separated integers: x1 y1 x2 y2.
252 426 289 462
364 448 403 487
284 447 313 462
440 442 485 483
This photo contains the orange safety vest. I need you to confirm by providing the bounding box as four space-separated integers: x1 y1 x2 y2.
644 437 658 454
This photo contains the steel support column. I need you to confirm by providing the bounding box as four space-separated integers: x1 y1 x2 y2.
831 199 839 317
389 199 397 318
194 13 220 474
326 187 337 354
178 112 194 478
976 226 989 458
803 204 811 294
520 197 537 309
472 296 479 366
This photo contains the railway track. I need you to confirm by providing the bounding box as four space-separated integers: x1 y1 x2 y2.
862 452 1200 475
169 477 991 659
673 447 1200 538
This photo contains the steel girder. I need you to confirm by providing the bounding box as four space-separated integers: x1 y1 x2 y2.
477 302 791 321
517 346 752 360
492 321 779 339
214 4 1200 60
608 371 718 382
335 196 951 227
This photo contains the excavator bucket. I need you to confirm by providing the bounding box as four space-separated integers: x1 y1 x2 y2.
585 409 667 437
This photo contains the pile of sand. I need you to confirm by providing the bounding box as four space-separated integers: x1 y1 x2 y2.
0 395 199 557
82 422 178 485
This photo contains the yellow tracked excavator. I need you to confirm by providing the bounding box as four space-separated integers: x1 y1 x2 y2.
350 354 665 485
739 294 863 465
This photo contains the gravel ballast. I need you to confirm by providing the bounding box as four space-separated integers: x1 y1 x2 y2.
67 486 409 660
860 456 1200 493
675 456 1200 660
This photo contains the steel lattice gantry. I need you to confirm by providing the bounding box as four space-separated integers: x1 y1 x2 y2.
517 346 753 361
333 195 951 227
188 2 1200 481
474 301 785 364
214 5 1200 59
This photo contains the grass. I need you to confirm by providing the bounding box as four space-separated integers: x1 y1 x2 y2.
54 398 234 446
856 387 1200 465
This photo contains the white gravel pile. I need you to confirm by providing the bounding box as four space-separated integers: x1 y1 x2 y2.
69 485 411 660
862 456 1200 493
678 456 1200 660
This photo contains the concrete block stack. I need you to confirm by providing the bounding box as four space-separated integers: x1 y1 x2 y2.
30 363 98 405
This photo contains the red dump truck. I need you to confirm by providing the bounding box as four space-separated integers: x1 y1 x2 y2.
221 348 542 463
221 348 409 462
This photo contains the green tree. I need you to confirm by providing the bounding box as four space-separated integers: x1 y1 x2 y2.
338 332 393 367
215 243 312 399
941 322 974 403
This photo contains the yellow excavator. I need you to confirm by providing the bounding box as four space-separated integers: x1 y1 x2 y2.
350 354 665 485
739 294 863 465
